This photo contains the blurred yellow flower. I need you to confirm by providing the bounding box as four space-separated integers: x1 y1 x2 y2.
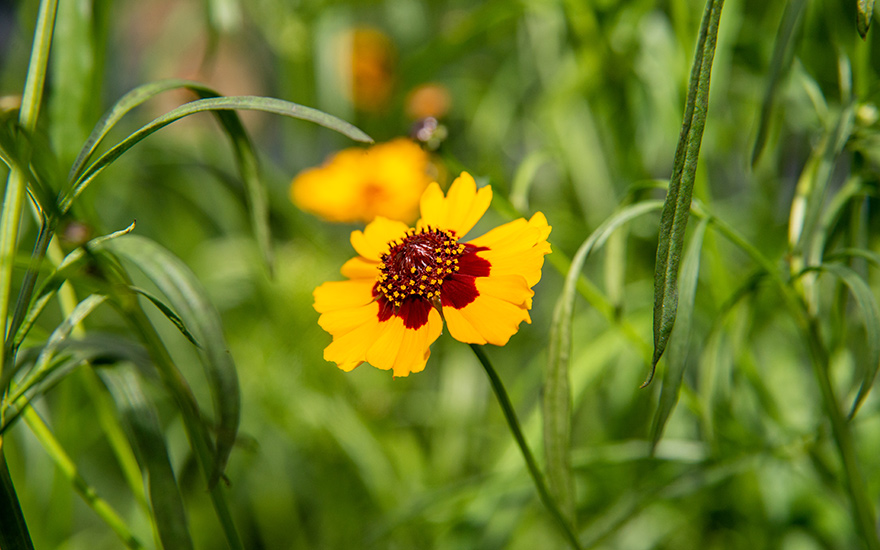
290 138 432 224
347 27 395 113
313 172 552 377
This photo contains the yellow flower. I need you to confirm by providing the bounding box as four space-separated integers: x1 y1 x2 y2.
290 138 432 224
313 172 551 377
346 27 395 113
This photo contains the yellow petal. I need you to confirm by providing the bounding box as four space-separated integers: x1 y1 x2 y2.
341 256 380 279
350 216 410 260
418 172 492 237
391 309 443 377
365 316 407 371
442 306 486 345
443 277 532 346
470 214 552 287
314 279 374 313
363 309 443 376
318 301 379 337
476 274 533 305
324 313 383 372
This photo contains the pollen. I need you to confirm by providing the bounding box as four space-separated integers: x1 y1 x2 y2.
374 226 463 310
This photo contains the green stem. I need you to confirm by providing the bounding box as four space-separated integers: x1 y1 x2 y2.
470 344 583 550
21 408 145 549
0 0 58 377
803 319 880 550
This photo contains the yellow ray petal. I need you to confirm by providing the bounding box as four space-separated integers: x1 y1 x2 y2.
475 274 533 306
442 306 487 345
350 216 410 260
365 316 407 371
391 309 443 377
418 172 492 237
314 279 375 313
341 256 380 279
444 291 530 346
318 301 380 337
324 314 383 371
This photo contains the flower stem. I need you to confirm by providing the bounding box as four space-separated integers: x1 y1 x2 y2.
470 344 582 550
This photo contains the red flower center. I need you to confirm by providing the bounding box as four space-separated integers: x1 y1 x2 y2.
375 227 464 308
371 227 491 330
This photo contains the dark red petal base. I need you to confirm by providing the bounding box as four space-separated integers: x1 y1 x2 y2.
373 244 490 330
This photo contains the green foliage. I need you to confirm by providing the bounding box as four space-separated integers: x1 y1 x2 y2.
3 0 880 548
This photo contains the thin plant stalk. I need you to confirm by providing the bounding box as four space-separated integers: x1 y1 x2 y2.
0 2 58 549
470 344 583 550
22 408 145 549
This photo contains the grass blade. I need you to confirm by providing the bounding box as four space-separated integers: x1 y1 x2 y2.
105 235 239 487
102 365 195 550
650 217 708 450
651 0 724 385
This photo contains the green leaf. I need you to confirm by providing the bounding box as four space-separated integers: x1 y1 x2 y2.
859 0 875 39
129 287 201 348
651 0 724 384
104 235 239 487
650 217 708 450
803 263 880 418
62 95 371 213
751 0 807 166
101 365 195 550
546 199 664 523
0 452 35 550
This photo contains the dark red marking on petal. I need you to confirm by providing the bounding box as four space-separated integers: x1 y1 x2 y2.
376 295 395 322
440 274 480 310
456 245 490 278
398 297 432 329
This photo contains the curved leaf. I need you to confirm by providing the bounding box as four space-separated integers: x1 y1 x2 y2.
803 263 880 418
104 234 239 486
61 95 371 213
545 199 664 523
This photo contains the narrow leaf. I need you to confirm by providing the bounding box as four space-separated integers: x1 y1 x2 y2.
751 0 806 166
0 451 35 550
546 199 664 522
129 287 201 348
651 218 708 450
61 95 372 213
105 235 239 487
101 366 195 550
804 263 880 418
651 0 724 385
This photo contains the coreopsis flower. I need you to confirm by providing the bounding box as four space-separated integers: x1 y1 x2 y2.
313 172 551 377
290 138 432 224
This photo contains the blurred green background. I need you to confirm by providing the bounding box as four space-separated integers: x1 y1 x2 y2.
4 0 880 548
